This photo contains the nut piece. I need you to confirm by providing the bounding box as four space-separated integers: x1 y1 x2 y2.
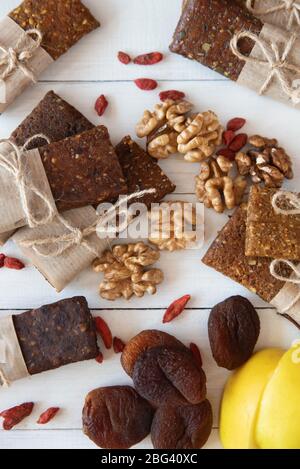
82 386 153 449
132 346 207 408
148 201 197 251
151 401 213 449
177 111 223 162
208 296 261 370
195 157 247 213
236 135 293 188
121 329 187 377
136 100 193 159
93 242 164 301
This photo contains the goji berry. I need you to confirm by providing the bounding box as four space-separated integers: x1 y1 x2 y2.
0 253 5 268
190 343 203 369
113 337 126 354
163 295 191 324
222 130 235 147
95 95 109 117
227 118 246 132
0 403 34 430
4 257 25 270
95 352 104 364
228 133 248 152
37 407 60 425
159 90 185 102
134 78 158 91
216 148 236 161
133 52 163 65
94 317 113 349
118 51 131 65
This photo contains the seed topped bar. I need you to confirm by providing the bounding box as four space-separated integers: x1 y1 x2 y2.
202 204 289 303
116 136 176 207
12 297 99 375
170 0 263 80
11 91 94 149
246 186 300 260
40 126 127 212
9 0 100 61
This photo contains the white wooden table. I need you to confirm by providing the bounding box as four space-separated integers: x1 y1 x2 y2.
0 0 299 450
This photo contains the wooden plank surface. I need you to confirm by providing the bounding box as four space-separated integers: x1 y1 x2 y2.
0 0 299 450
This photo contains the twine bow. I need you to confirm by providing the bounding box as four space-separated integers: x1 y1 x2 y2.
230 31 300 104
272 190 300 214
19 189 156 257
270 260 300 313
0 135 56 228
246 1 300 30
0 28 43 82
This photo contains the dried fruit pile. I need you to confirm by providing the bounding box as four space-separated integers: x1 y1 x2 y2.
136 100 294 213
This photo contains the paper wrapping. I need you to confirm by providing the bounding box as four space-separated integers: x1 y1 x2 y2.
0 143 57 233
236 23 300 109
249 0 300 34
271 265 300 325
0 17 53 113
0 230 14 246
0 315 29 386
13 206 107 292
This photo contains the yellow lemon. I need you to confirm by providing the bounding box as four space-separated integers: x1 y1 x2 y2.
255 343 300 449
220 348 284 449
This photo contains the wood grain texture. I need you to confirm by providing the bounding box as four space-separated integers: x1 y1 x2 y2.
0 0 299 451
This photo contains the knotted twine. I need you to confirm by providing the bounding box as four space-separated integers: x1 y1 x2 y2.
246 1 300 30
0 28 43 82
18 189 156 258
0 135 56 228
230 31 300 104
269 191 300 314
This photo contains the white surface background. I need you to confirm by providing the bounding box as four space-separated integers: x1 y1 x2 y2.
0 0 299 449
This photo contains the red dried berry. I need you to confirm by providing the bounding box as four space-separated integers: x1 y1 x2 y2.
190 343 203 369
216 148 236 161
134 78 158 91
163 295 191 324
95 353 104 364
95 95 109 117
94 317 113 349
113 337 126 354
0 253 5 268
228 133 248 152
227 118 246 132
0 403 34 431
134 52 163 66
4 257 25 270
118 51 131 65
37 407 60 425
159 90 186 102
222 130 235 147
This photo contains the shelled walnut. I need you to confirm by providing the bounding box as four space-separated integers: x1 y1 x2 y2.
136 100 193 159
177 111 223 162
235 135 293 188
93 243 164 300
195 156 247 213
148 201 197 251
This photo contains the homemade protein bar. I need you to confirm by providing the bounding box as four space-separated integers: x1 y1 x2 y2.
116 136 176 207
39 126 128 212
9 0 100 61
246 186 300 260
170 0 263 81
12 297 99 375
11 91 94 149
202 204 289 303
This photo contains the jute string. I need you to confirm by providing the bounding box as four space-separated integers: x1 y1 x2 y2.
271 190 300 214
270 260 300 313
246 1 300 30
0 135 56 228
0 28 42 82
19 189 156 258
230 30 300 104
